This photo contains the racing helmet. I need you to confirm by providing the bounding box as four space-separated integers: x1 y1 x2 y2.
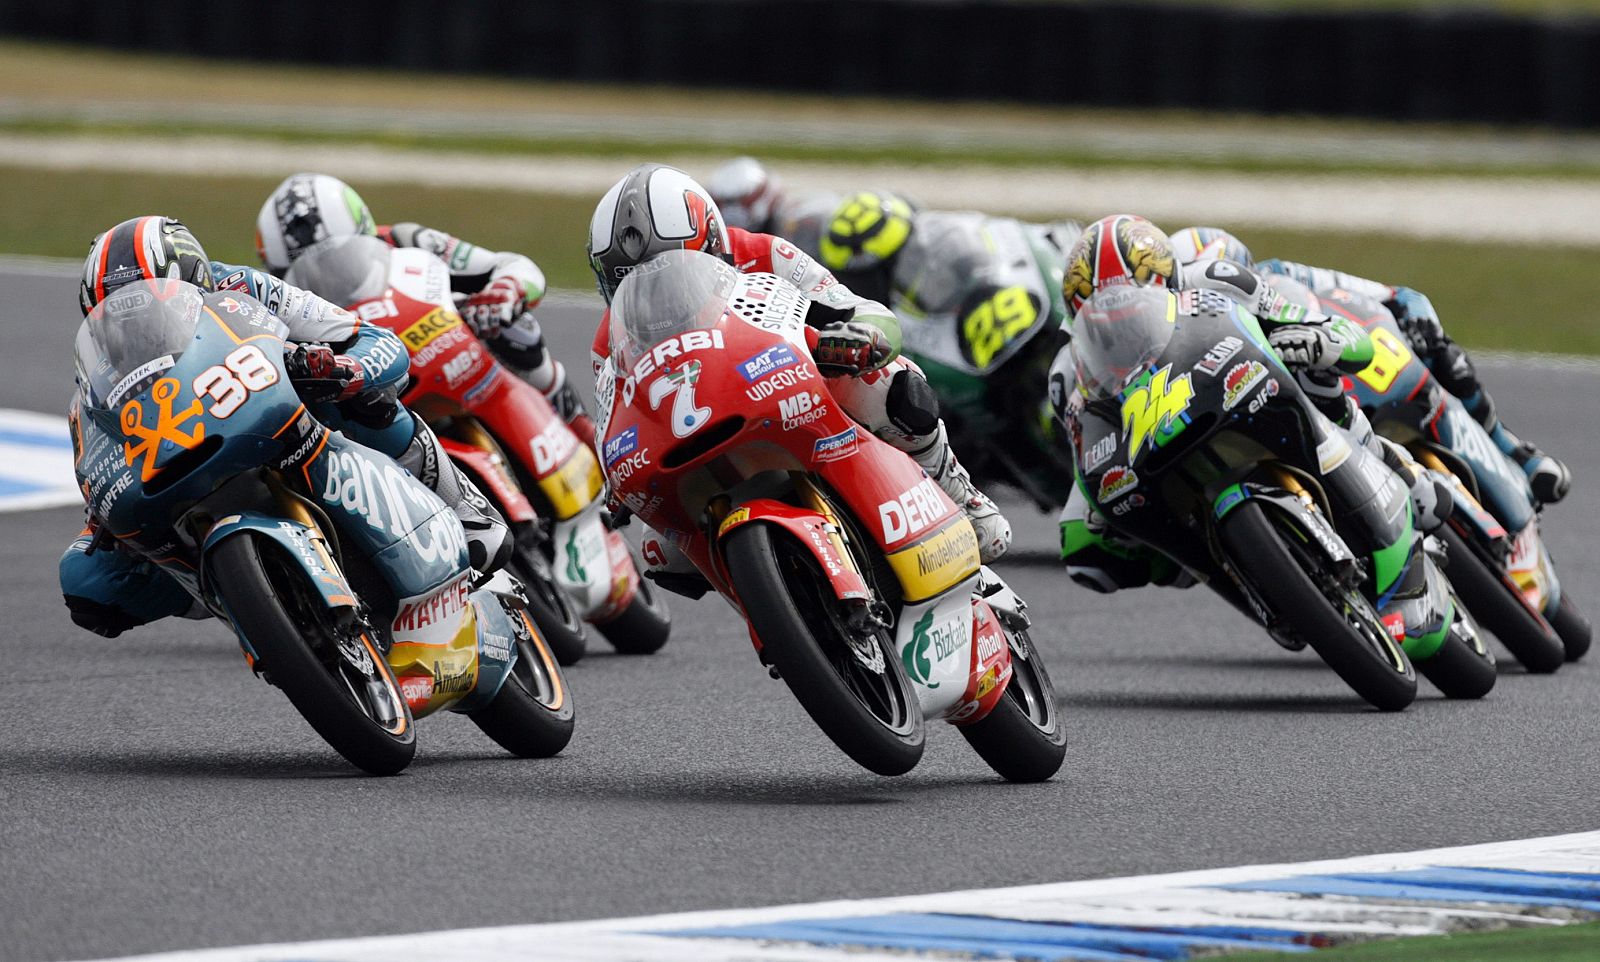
818 191 915 274
255 172 377 275
1171 226 1254 267
588 163 731 304
706 156 785 233
79 216 213 316
1062 214 1176 320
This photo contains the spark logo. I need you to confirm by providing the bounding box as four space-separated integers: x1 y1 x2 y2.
1120 364 1193 462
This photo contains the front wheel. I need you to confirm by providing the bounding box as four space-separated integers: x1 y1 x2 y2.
597 573 671 655
724 523 924 776
958 627 1067 782
1218 501 1416 711
1437 525 1564 674
1547 592 1591 663
1414 601 1496 699
210 534 416 775
467 601 575 757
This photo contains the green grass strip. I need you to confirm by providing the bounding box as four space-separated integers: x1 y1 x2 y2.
7 164 1597 356
1209 919 1600 961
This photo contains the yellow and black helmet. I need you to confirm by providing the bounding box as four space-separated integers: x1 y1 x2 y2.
819 191 915 273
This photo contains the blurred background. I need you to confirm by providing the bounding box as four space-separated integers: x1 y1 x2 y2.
2 0 1599 353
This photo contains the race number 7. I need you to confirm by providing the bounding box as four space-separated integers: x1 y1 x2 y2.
193 344 279 418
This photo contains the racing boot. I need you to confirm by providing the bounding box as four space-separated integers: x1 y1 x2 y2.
907 422 1012 563
1465 391 1570 506
1375 435 1453 534
397 419 512 576
494 319 597 448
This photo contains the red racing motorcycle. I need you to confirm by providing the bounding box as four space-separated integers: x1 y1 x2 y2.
595 249 1066 780
287 235 670 664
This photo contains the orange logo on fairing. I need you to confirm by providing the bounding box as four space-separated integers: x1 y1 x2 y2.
120 377 204 481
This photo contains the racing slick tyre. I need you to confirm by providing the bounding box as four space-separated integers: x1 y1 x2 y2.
467 600 575 758
211 533 416 776
725 523 925 776
958 627 1067 782
1437 524 1564 674
510 539 588 666
597 573 672 655
1218 501 1417 712
1414 602 1496 699
1547 592 1591 663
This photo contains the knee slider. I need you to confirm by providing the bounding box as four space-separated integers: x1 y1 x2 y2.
886 370 939 438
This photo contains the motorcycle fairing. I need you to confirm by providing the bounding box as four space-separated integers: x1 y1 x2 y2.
717 498 870 603
201 512 356 614
552 506 635 613
892 573 1005 720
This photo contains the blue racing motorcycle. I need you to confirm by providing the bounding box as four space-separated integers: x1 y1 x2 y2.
72 280 572 774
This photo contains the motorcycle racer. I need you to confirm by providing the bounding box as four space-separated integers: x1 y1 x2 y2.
816 189 1083 509
1170 225 1571 507
704 156 839 261
1052 215 1447 598
61 215 509 638
254 173 592 442
588 163 1011 565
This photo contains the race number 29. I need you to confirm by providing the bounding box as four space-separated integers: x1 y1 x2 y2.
961 286 1039 370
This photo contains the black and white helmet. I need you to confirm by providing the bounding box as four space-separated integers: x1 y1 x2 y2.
255 173 376 275
588 164 729 304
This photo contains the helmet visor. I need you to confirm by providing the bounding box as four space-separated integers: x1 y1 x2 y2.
76 279 208 410
609 249 737 371
1070 286 1179 401
284 234 391 307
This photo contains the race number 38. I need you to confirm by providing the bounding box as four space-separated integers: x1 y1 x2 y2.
960 285 1040 370
193 344 279 417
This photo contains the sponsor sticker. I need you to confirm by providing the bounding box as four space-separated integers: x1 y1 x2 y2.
603 426 639 468
1083 433 1116 472
812 426 858 463
1097 465 1138 502
879 477 947 543
398 309 461 350
1194 336 1244 376
738 343 800 383
1222 360 1270 411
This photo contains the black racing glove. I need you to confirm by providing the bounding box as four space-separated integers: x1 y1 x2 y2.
284 343 365 403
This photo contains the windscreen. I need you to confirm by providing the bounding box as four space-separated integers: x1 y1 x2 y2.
284 234 392 307
76 279 207 410
609 249 737 370
1069 286 1178 401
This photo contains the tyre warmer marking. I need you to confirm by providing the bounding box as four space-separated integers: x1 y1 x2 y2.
86 831 1600 961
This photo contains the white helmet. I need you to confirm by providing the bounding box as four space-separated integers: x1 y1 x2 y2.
705 156 784 232
588 163 730 304
1170 226 1254 267
255 173 376 275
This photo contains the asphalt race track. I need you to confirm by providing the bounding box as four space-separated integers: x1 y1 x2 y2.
2 263 1597 962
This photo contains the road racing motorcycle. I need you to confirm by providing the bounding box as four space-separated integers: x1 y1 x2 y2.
72 280 573 774
1060 285 1494 710
1281 277 1585 670
285 234 670 664
595 249 1066 779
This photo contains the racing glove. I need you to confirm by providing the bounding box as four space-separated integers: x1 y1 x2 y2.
460 276 525 338
813 319 893 376
1267 324 1340 371
285 343 365 403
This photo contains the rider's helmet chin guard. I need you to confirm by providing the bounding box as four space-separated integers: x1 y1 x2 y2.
706 156 784 233
1170 225 1255 268
80 216 214 317
255 172 377 277
1062 213 1177 325
818 190 915 277
589 164 732 305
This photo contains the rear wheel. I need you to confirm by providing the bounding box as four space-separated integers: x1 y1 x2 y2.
724 523 924 776
467 600 575 757
1548 592 1591 663
1218 501 1416 711
1437 524 1564 674
958 627 1067 782
210 534 415 775
1414 600 1496 699
598 572 672 655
